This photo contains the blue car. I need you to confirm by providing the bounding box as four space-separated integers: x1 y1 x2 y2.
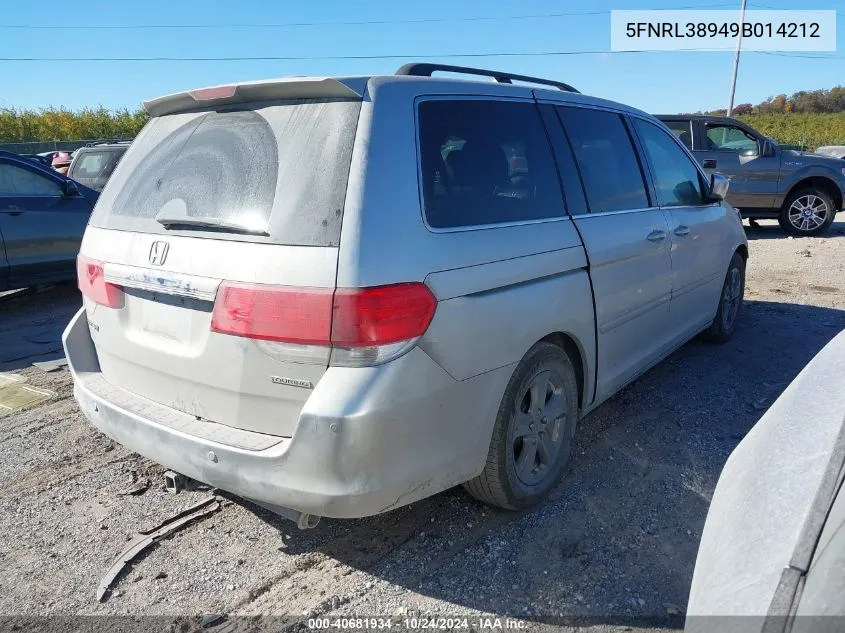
0 151 99 291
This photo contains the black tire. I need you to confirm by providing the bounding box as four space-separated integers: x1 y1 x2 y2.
463 342 578 510
703 252 745 343
778 187 837 236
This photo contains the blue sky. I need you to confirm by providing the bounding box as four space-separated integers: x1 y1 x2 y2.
0 0 842 114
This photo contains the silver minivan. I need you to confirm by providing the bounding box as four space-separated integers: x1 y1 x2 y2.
64 64 748 525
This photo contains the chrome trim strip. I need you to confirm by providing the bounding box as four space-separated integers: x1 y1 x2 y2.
572 207 658 219
660 203 721 210
424 215 569 234
103 263 220 302
572 203 719 217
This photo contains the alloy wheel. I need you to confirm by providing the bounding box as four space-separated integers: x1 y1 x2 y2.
721 266 742 330
788 195 829 232
511 370 569 486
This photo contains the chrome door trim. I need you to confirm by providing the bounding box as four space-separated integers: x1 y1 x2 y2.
572 207 657 219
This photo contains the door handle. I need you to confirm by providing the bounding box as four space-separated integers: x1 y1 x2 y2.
703 159 717 168
647 229 666 242
1 206 22 215
674 225 691 237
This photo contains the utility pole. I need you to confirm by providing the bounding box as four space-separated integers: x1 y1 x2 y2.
726 0 748 116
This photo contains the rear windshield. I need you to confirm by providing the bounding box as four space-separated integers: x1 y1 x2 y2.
69 148 125 180
90 99 361 247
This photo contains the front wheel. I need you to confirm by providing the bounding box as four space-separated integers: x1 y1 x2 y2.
702 252 745 343
778 188 836 236
463 342 579 510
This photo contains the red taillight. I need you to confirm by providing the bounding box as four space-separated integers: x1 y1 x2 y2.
210 282 437 347
211 283 334 345
331 283 437 347
77 255 124 308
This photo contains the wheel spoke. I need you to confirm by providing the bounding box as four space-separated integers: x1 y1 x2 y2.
528 372 550 414
516 437 538 477
543 393 568 422
536 432 556 467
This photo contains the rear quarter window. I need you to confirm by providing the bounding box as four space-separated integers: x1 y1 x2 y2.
417 99 565 229
90 99 361 247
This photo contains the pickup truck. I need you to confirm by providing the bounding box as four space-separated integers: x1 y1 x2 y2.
656 115 845 236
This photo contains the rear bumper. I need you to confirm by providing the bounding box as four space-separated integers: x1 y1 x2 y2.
63 308 511 518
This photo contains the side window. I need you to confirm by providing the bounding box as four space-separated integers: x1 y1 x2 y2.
633 119 705 207
705 124 758 156
0 163 63 197
556 107 649 213
418 100 565 229
661 120 693 149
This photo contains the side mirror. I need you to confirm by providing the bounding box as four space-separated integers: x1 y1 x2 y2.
709 173 730 201
760 139 777 157
63 180 80 197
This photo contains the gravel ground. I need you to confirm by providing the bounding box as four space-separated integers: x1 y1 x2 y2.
1 217 844 632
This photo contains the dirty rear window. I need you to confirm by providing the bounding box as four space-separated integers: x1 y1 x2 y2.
70 149 125 179
90 99 361 247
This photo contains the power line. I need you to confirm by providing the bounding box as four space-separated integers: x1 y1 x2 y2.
0 49 842 63
0 49 728 62
756 50 845 59
0 3 740 30
750 3 844 17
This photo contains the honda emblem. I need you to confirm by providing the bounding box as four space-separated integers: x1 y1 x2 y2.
149 241 169 266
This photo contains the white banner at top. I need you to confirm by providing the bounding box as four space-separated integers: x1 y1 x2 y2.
610 10 837 51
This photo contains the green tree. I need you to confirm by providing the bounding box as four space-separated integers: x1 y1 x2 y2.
0 107 149 142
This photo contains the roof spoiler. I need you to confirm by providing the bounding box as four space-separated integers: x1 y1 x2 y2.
143 77 368 117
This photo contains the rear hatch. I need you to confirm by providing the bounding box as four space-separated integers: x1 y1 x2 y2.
68 147 127 192
80 83 363 437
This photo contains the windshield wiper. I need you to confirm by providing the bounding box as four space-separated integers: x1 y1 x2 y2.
155 215 269 237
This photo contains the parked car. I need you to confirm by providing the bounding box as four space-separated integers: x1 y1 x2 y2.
21 153 53 168
67 142 131 192
686 330 845 631
0 150 99 291
657 114 845 236
63 63 747 526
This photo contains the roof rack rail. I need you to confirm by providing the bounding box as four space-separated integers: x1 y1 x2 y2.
84 140 133 147
395 62 579 93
